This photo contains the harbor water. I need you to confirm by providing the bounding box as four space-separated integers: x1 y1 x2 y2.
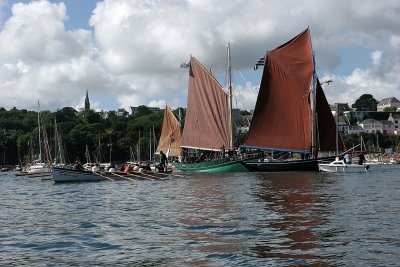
1 166 399 266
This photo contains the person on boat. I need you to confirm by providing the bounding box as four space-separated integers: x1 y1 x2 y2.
133 164 140 172
358 153 366 165
91 163 100 173
108 164 116 173
144 162 152 172
344 153 352 164
73 161 83 170
159 151 168 172
124 164 133 173
258 150 265 162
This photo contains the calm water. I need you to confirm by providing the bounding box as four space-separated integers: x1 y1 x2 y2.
1 166 400 266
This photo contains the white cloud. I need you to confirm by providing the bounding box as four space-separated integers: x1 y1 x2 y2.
148 99 166 109
371 50 382 66
0 0 399 112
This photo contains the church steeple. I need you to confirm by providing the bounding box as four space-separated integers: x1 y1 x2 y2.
85 90 90 111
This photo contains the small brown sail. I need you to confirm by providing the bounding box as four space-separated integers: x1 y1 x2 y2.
243 28 314 152
156 106 182 157
315 79 346 151
181 56 232 151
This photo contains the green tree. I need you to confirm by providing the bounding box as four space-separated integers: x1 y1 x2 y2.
135 105 153 117
351 94 378 111
383 107 397 112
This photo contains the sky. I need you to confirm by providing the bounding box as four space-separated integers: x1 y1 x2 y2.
0 0 399 112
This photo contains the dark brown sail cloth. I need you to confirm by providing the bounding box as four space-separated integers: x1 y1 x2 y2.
243 29 313 152
156 106 182 156
181 56 232 151
316 79 346 151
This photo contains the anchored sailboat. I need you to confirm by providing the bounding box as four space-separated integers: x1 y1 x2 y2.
27 100 50 174
172 44 249 172
242 28 344 171
156 106 182 158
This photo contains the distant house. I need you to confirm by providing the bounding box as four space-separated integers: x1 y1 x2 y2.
359 119 381 134
377 97 400 111
130 106 161 116
116 108 128 117
359 119 394 135
388 113 400 134
381 120 395 135
347 125 365 135
99 110 109 119
343 111 400 125
330 103 352 115
337 116 349 133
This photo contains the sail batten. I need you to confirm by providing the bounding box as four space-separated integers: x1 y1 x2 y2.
181 56 232 151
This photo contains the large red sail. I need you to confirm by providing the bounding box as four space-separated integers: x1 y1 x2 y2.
244 28 314 152
181 56 232 151
156 106 182 157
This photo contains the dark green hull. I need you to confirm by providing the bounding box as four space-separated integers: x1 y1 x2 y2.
173 158 249 172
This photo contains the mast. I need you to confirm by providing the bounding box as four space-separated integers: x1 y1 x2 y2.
149 128 152 161
97 132 101 163
37 100 42 162
335 104 339 156
311 52 318 158
138 130 141 161
227 43 233 150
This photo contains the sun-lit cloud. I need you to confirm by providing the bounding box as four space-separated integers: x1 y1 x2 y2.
0 0 399 112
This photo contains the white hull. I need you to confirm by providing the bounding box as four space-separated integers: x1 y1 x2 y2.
318 160 369 173
27 163 50 174
52 167 106 182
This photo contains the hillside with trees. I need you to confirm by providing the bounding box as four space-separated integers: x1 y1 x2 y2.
0 106 166 166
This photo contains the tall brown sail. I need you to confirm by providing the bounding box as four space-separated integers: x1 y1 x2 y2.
244 28 314 152
181 56 232 151
156 106 182 157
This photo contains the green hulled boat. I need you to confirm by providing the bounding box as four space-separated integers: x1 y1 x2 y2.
173 158 249 172
172 44 248 172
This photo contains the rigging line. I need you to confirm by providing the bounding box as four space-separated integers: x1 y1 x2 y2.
237 68 257 95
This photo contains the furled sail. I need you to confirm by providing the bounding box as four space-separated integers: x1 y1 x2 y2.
181 56 232 151
156 106 182 157
243 28 314 153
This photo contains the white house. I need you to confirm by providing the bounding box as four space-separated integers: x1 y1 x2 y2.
359 119 394 135
359 119 382 134
377 97 400 111
388 113 400 135
381 120 394 135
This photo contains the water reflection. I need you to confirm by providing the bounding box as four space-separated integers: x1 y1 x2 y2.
176 174 245 265
251 172 329 266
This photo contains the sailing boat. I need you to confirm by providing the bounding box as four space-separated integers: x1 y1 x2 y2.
242 28 344 172
156 106 182 159
172 44 249 172
318 104 369 172
27 100 50 174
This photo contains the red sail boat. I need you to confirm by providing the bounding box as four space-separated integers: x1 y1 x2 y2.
173 44 249 172
156 106 182 158
242 28 345 171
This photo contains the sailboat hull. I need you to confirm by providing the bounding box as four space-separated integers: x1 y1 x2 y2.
173 158 249 172
318 160 370 173
243 156 336 172
52 167 107 182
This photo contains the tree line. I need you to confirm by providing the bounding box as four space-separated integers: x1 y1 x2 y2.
0 106 169 166
1 96 400 167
